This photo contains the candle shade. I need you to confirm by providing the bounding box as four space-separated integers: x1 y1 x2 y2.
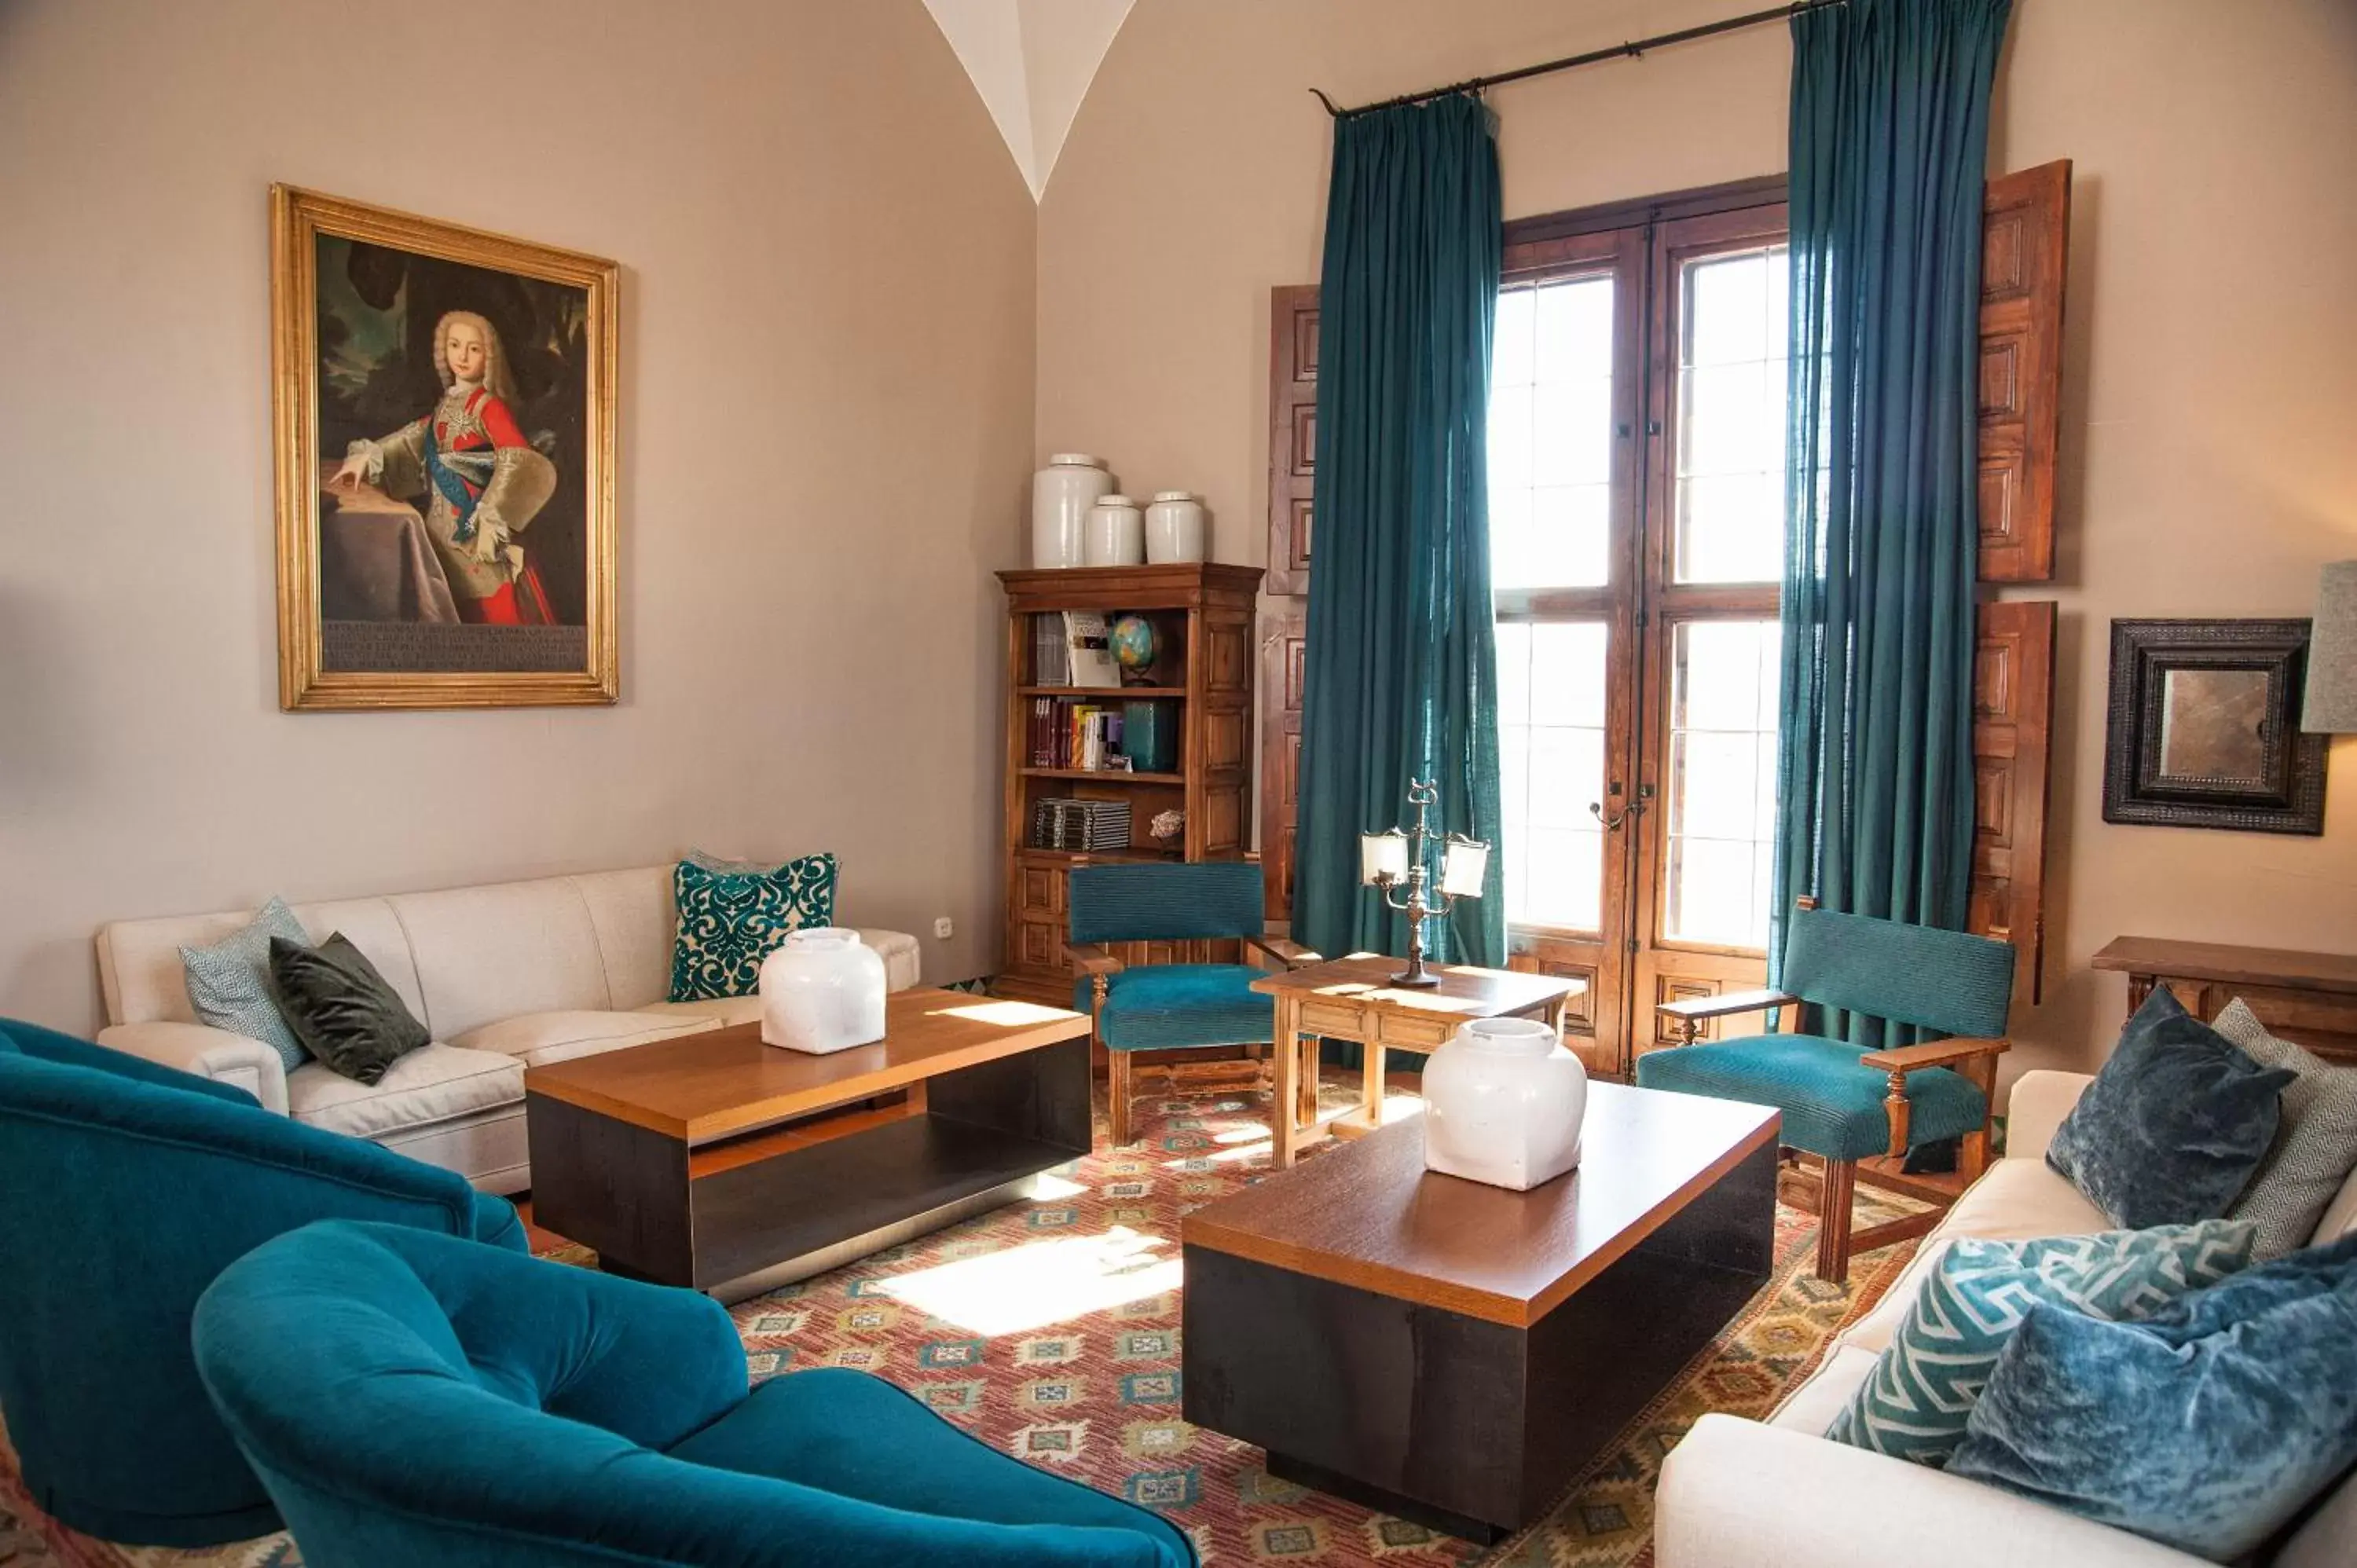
1440 839 1490 899
1360 829 1409 885
2304 561 2357 734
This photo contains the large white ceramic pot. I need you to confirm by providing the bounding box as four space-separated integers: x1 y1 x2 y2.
759 928 887 1054
1032 454 1113 569
1420 1015 1587 1191
1083 494 1146 566
1144 491 1207 562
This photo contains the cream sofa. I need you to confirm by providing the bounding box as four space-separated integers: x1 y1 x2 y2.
1656 1068 2357 1568
93 863 920 1196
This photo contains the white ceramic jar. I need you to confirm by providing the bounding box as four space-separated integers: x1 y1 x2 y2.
1144 491 1207 563
1083 493 1146 566
1420 1016 1587 1191
758 928 888 1054
1032 454 1113 569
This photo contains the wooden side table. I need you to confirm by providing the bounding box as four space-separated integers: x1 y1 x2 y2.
2091 936 2357 1065
1251 955 1582 1167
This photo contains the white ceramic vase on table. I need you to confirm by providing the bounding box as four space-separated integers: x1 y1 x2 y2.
759 928 888 1054
1420 1016 1587 1191
1144 491 1206 562
1083 494 1146 566
1031 454 1113 569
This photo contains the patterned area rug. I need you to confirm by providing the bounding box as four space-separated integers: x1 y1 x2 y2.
0 1074 1920 1567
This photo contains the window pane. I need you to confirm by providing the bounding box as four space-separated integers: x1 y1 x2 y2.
1491 273 1612 588
1497 618 1607 932
1674 247 1789 584
1664 620 1780 949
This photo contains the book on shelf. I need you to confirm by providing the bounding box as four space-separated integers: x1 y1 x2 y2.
1028 696 1138 771
1062 611 1123 689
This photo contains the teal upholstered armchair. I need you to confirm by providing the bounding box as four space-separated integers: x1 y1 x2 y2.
0 1016 523 1546
194 1220 1194 1568
1635 903 2014 1283
1067 862 1315 1147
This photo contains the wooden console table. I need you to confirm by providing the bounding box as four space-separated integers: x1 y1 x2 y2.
2091 936 2357 1064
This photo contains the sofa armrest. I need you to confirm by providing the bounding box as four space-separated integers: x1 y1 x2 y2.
2003 1069 2092 1163
1656 1414 2202 1568
97 1020 289 1115
851 929 921 991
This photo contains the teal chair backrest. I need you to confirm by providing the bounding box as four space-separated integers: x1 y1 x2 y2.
1780 907 2014 1039
1069 862 1264 946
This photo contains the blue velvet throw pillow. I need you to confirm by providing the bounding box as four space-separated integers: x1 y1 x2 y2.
668 853 838 1002
1950 1232 2357 1563
2046 985 2296 1229
1826 1220 2256 1467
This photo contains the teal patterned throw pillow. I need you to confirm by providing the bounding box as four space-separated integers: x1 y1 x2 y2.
668 854 838 1002
1826 1220 2257 1467
180 896 313 1072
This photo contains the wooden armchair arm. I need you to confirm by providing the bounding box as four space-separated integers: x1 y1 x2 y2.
1067 943 1125 978
1864 1037 2011 1160
1242 934 1321 970
1655 989 1802 1045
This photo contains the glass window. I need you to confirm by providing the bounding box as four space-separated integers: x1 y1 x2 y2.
1663 620 1781 947
1496 620 1607 932
1490 277 1614 590
1674 247 1788 584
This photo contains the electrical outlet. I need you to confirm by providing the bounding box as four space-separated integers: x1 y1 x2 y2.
933 917 955 940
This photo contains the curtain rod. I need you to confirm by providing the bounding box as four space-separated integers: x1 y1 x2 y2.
1311 0 1847 119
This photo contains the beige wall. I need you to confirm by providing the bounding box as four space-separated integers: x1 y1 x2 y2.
1037 0 2357 1079
0 0 1036 1031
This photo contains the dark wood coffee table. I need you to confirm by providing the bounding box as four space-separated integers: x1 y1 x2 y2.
526 989 1092 1302
1181 1082 1779 1542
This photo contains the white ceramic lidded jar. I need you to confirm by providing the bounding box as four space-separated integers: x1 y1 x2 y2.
1032 454 1113 569
1144 491 1207 563
758 929 888 1054
1083 493 1146 566
1420 1016 1588 1191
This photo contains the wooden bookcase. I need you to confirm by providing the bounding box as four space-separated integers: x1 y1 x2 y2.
994 563 1265 1013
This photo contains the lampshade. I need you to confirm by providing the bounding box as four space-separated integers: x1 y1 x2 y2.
1439 839 1490 899
1359 829 1409 885
2304 560 2357 734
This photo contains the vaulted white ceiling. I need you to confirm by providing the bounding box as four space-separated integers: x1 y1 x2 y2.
922 0 1137 201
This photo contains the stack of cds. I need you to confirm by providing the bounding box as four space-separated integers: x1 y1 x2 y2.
1028 798 1132 851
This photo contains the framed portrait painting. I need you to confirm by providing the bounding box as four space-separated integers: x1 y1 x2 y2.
271 185 618 709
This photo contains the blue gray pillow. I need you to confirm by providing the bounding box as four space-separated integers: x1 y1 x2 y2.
668 853 838 1002
2216 1001 2357 1258
1951 1232 2357 1562
178 896 311 1072
1827 1220 2256 1467
2046 985 2296 1229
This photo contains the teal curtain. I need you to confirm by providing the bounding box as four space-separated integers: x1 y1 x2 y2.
1292 94 1505 972
1771 0 2011 1042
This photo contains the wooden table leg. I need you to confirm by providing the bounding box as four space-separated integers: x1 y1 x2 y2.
1272 998 1301 1167
1360 1034 1387 1126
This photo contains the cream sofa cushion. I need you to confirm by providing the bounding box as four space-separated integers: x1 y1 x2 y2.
635 996 766 1029
288 1045 522 1139
389 880 611 1039
452 1009 718 1069
97 895 427 1029
571 866 677 1009
1771 1344 1877 1434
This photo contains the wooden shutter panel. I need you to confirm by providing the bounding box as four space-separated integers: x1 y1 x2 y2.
1977 160 2070 582
1259 603 1308 924
1266 285 1319 594
1970 599 2057 1004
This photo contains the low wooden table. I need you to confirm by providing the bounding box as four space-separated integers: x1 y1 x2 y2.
2091 935 2357 1064
1252 954 1582 1165
525 989 1091 1302
1182 1083 1779 1542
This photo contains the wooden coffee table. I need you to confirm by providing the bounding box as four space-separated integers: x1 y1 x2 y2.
1252 954 1582 1165
1181 1082 1779 1542
525 989 1091 1302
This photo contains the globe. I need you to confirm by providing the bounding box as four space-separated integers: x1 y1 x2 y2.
1109 614 1158 674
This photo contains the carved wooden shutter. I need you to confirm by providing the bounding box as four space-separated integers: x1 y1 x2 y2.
1970 599 2057 1004
1977 160 2070 582
1259 603 1308 924
1266 285 1319 594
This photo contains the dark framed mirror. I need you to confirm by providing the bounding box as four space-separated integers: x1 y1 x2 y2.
2102 618 2326 834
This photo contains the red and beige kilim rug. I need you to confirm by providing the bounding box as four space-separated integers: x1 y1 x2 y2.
0 1074 1920 1568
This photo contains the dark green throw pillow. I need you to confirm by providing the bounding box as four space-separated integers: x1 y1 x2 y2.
266 933 429 1085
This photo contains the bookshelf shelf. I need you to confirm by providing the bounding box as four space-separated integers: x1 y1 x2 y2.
995 563 1266 1016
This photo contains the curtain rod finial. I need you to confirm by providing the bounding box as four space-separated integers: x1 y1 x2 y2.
1310 87 1340 117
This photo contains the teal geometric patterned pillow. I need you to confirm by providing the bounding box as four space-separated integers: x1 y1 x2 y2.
1825 1220 2257 1467
668 854 838 1002
178 896 313 1072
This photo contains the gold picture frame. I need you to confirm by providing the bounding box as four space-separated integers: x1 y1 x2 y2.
271 185 619 709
